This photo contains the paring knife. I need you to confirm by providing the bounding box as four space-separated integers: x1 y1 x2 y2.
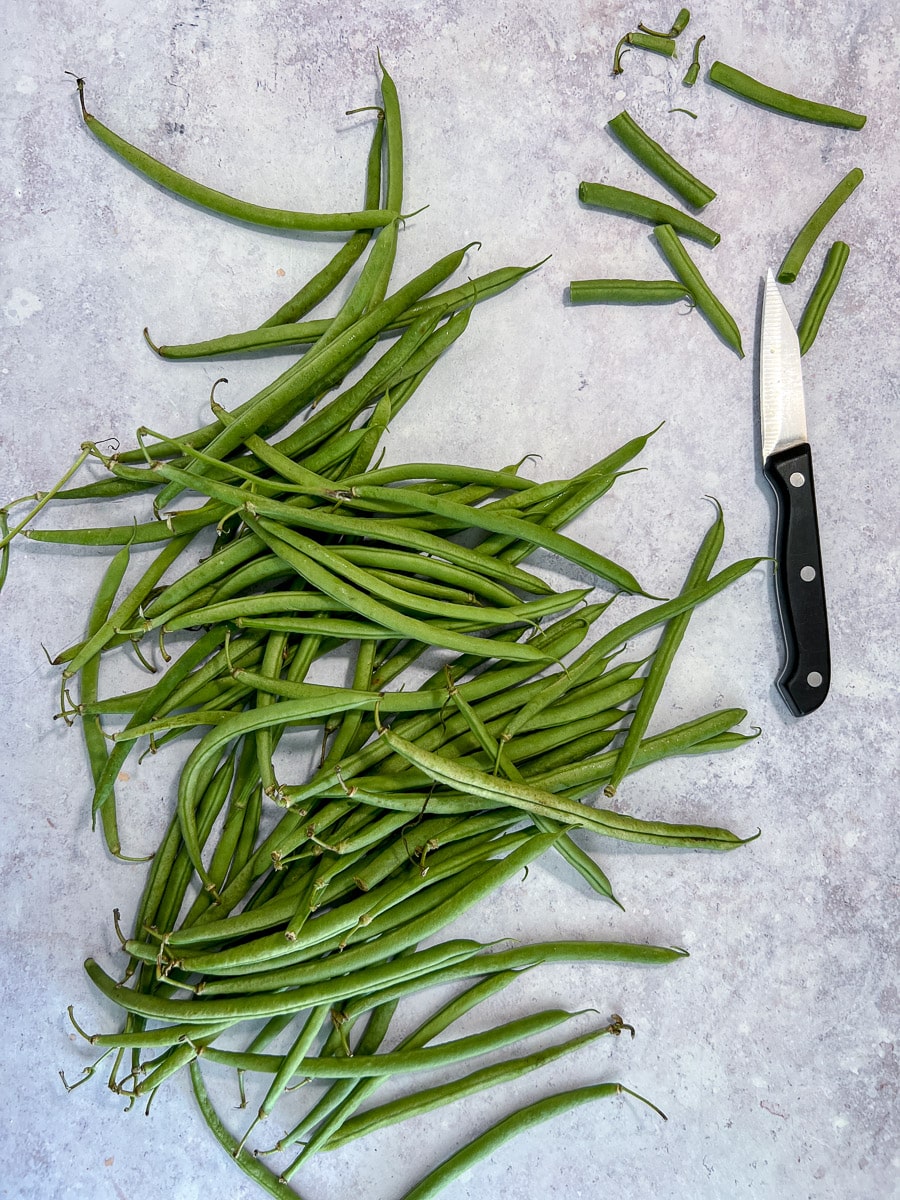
760 269 830 716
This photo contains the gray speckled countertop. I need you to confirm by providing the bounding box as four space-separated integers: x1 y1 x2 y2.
2 3 898 1199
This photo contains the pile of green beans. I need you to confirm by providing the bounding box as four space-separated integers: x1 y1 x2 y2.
9 60 767 1200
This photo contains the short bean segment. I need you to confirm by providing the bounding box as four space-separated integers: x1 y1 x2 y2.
570 279 691 305
607 110 716 210
797 241 851 356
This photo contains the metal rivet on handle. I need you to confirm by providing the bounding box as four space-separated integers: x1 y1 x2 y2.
800 566 816 582
807 671 824 688
790 472 806 488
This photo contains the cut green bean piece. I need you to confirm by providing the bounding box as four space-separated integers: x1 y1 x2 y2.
614 32 677 75
639 8 691 37
579 181 720 246
608 110 716 209
683 34 705 86
708 61 866 129
570 279 691 305
653 223 743 357
797 241 850 356
777 168 862 284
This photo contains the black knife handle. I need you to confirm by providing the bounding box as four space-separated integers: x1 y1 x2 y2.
763 442 830 716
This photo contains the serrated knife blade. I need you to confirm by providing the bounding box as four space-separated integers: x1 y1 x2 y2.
760 270 830 716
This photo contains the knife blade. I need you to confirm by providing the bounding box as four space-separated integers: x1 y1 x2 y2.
760 269 830 716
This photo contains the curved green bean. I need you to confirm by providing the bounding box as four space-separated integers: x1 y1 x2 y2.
71 76 399 230
399 1082 664 1200
605 499 724 797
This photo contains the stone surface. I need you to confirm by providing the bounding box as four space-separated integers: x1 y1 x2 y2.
1 3 897 1198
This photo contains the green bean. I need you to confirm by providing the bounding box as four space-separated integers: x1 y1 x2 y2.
25 503 225 547
249 517 588 625
176 693 375 886
398 1082 665 1200
86 834 562 1021
50 533 195 671
776 168 862 284
199 838 533 993
653 223 743 357
273 984 404 1153
238 1002 331 1153
445 680 619 904
707 61 866 129
260 112 384 327
201 1008 589 1080
398 260 547 325
377 724 743 848
153 592 348 633
181 746 253 925
639 8 691 37
579 181 720 246
326 1017 627 1149
264 308 443 459
335 940 687 1025
570 279 691 305
70 76 400 230
77 539 136 859
605 499 723 797
499 556 762 743
152 261 534 363
0 510 9 594
55 477 153 501
683 34 705 86
614 32 677 75
608 110 716 209
797 241 851 356
190 1063 301 1200
378 51 404 217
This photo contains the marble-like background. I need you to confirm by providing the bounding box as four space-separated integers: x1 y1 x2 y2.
1 2 897 1198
